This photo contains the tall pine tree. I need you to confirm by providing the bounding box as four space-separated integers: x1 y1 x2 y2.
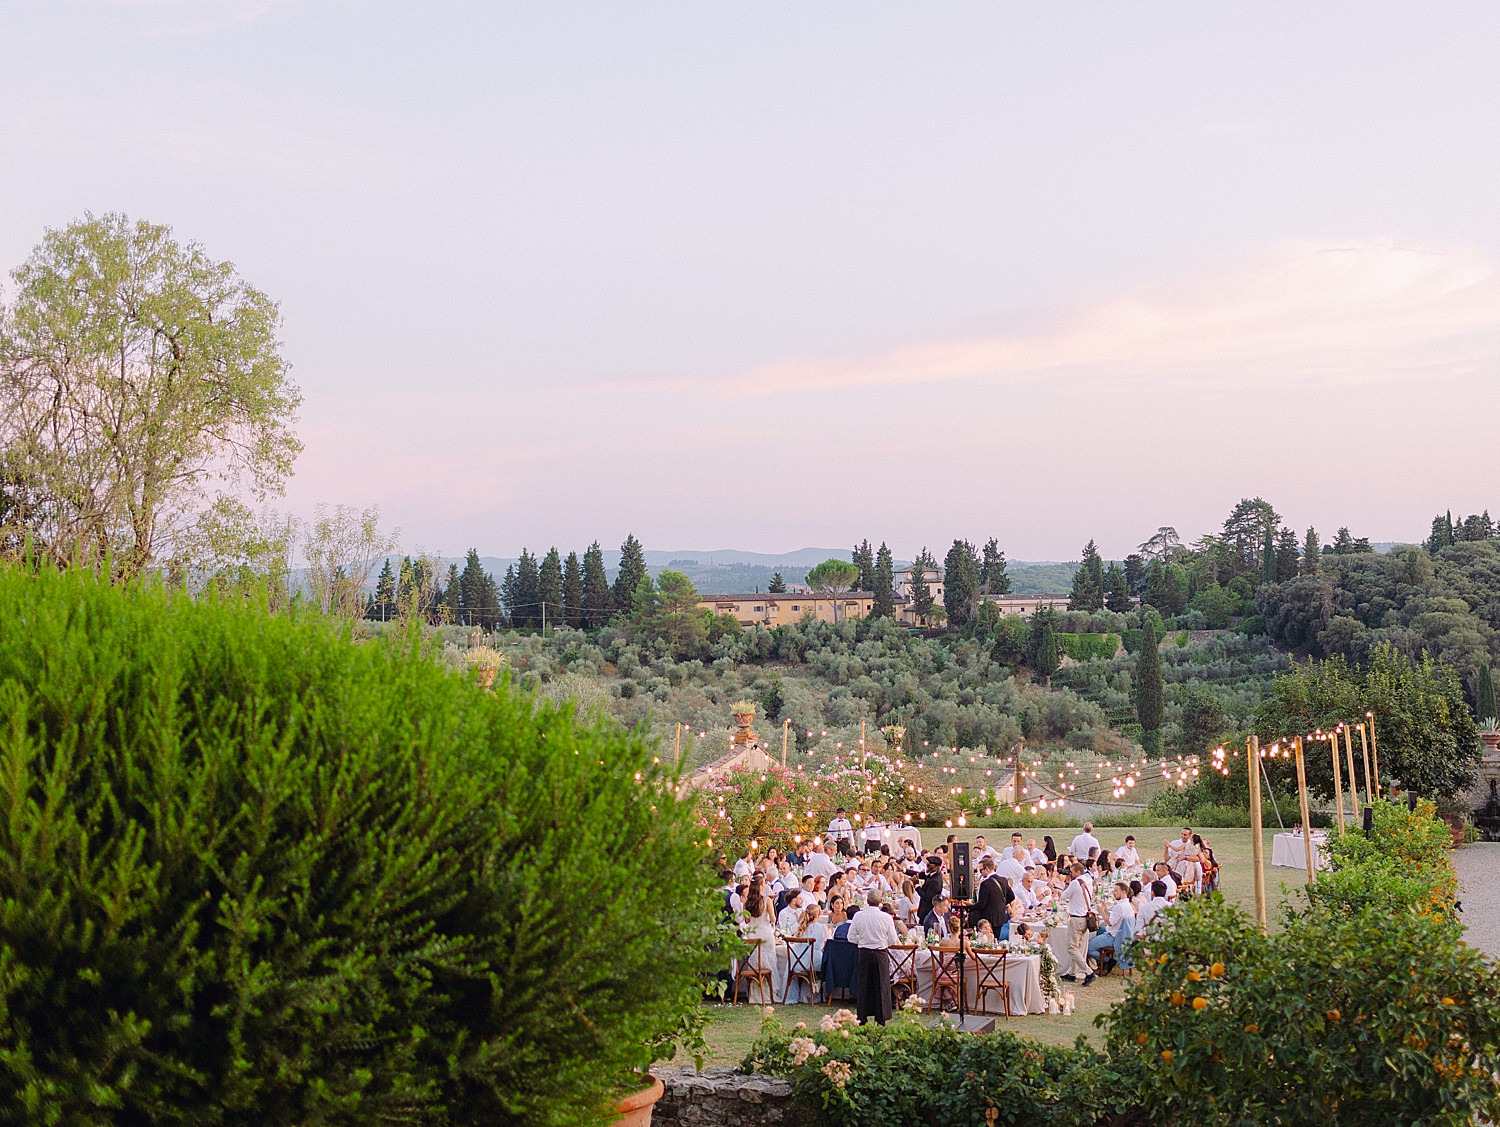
1104 564 1132 612
1274 527 1300 583
942 539 980 627
1260 522 1277 585
562 551 583 628
511 550 540 628
768 571 786 592
537 548 563 630
439 563 461 623
872 543 895 618
1476 662 1497 722
1136 619 1164 753
1301 528 1321 576
372 558 396 620
613 534 647 614
582 541 612 627
1029 608 1059 688
909 548 936 621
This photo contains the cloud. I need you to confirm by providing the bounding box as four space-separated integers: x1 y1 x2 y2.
727 240 1500 399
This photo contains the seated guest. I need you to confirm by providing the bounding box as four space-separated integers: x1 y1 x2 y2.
776 891 805 933
1089 881 1137 966
921 895 953 939
1152 862 1179 900
895 877 920 925
827 894 848 928
1012 921 1032 942
1015 869 1042 912
805 842 840 880
1117 835 1141 874
1027 838 1047 865
733 846 755 879
995 846 1027 889
1136 880 1171 935
973 918 996 943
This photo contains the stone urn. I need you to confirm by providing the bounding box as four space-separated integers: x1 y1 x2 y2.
730 701 758 747
609 1075 664 1127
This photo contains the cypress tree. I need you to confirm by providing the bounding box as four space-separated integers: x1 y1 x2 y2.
511 550 540 628
980 538 1010 596
613 534 647 614
372 558 396 620
562 551 583 628
582 542 612 627
909 548 936 620
439 563 461 623
1033 617 1059 687
1136 619 1164 752
537 548 563 630
873 543 895 618
1477 662 1497 722
852 540 875 592
942 539 980 627
1261 522 1277 585
1104 564 1132 612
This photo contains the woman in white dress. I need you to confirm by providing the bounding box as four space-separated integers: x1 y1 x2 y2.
793 903 831 1003
739 880 778 1004
894 877 920 926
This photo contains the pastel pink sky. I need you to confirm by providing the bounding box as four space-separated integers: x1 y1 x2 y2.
3 3 1498 559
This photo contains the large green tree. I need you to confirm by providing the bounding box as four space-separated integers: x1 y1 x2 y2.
582 541 612 627
1300 527 1321 575
1104 563 1133 612
908 548 937 621
851 540 875 592
1069 539 1105 612
562 550 583 628
0 213 301 577
806 557 860 622
872 543 895 618
537 548 563 630
979 538 1010 597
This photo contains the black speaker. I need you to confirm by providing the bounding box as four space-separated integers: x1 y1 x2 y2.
952 841 973 901
1362 805 1374 833
1407 790 1419 812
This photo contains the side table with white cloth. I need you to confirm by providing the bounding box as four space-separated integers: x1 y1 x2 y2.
910 946 1048 1016
1271 830 1329 870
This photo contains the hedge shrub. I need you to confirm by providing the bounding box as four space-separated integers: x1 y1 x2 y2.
0 566 719 1125
744 1011 1132 1127
1056 633 1121 663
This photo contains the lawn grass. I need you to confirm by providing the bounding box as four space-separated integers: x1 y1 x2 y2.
694 825 1312 1066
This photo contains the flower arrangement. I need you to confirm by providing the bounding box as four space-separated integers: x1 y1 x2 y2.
463 645 506 688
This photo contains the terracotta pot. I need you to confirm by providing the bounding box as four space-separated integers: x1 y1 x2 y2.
472 666 498 690
610 1076 664 1127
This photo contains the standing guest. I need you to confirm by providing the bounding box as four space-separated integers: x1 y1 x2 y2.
916 855 945 921
861 819 883 855
1042 835 1058 862
1069 822 1101 861
827 808 856 855
1117 835 1141 874
848 890 900 1024
973 857 1014 939
1059 863 1097 987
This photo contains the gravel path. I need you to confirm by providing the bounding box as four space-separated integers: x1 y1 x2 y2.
1455 843 1500 960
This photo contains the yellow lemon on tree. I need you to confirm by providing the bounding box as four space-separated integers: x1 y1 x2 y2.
1193 997 1209 1011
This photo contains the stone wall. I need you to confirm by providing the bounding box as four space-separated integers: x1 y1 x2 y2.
651 1067 812 1127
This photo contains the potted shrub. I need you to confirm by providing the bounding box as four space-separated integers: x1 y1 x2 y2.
463 643 505 689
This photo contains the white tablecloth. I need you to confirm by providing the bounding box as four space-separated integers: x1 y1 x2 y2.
909 947 1048 1016
1271 831 1328 869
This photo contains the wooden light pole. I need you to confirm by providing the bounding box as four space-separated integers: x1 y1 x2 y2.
1357 722 1373 806
860 718 867 771
1323 731 1346 832
674 722 681 768
1293 736 1316 882
782 718 790 768
1366 711 1382 797
1248 735 1267 931
1341 723 1360 817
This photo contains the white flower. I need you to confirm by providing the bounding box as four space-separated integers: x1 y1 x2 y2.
819 1014 837 1032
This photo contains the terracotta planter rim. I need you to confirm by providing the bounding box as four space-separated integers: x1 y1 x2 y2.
615 1075 664 1115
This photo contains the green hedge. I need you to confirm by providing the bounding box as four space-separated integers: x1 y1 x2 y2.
1055 632 1121 663
0 566 719 1125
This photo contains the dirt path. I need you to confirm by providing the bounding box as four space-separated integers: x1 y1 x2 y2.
1455 843 1500 959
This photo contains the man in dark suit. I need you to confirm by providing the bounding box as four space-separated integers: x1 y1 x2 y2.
916 855 944 921
920 895 952 938
972 856 1014 937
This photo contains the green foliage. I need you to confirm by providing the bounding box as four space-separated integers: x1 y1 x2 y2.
1475 661 1496 721
613 532 647 613
942 539 981 628
1102 894 1500 1126
1030 611 1059 681
768 570 787 593
1055 632 1120 663
0 565 719 1125
1312 798 1459 925
745 1013 1126 1127
991 615 1032 665
1256 644 1479 799
805 558 861 621
872 543 895 618
1068 540 1104 612
1188 583 1238 628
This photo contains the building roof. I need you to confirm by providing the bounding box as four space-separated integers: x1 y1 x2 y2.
702 592 874 602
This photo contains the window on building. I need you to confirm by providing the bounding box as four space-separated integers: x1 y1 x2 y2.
754 606 763 612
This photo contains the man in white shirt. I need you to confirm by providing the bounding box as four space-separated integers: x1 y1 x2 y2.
1117 835 1141 873
1014 870 1041 912
733 848 755 879
861 820 883 854
995 846 1027 890
1089 880 1137 966
827 808 855 855
1164 826 1192 873
1136 880 1171 935
1152 862 1178 900
1058 864 1096 986
847 891 900 1024
972 835 1001 865
1026 839 1047 866
805 842 839 881
1069 822 1100 862
776 891 805 933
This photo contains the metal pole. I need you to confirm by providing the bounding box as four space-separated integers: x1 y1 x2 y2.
1248 735 1267 932
1293 736 1316 883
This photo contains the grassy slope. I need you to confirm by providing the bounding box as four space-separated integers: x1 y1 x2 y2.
695 825 1311 1065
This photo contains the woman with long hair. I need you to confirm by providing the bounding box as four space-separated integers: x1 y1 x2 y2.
740 878 777 1003
1042 835 1057 862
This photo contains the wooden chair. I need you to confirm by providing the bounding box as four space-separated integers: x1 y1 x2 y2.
888 944 920 1005
927 948 962 1013
782 937 817 1004
974 952 1013 1018
732 939 775 1005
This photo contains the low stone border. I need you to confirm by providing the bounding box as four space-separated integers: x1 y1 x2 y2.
650 1066 810 1126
